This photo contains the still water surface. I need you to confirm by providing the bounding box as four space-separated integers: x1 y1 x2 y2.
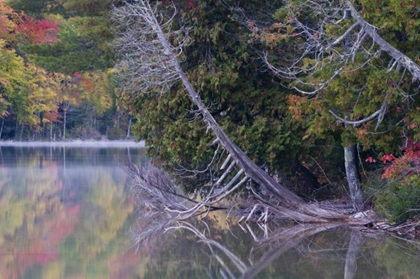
0 144 419 279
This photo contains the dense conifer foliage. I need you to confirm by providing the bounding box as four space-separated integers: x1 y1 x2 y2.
113 0 420 222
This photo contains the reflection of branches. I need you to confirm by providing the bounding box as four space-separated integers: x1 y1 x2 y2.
131 211 420 278
131 210 174 254
241 223 344 279
130 213 352 279
166 220 343 279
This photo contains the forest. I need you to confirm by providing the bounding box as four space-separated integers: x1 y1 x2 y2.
2 0 420 226
0 0 132 140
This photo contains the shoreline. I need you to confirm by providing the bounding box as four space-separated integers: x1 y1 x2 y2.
0 139 146 148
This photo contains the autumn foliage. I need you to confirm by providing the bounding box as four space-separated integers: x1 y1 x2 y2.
368 141 420 222
381 142 420 180
17 17 60 44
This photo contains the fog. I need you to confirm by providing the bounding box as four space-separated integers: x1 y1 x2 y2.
0 140 146 148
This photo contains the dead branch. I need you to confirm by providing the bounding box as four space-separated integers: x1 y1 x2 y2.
258 0 420 102
329 100 388 128
345 0 420 82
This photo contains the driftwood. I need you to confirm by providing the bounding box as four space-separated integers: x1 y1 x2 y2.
125 159 380 227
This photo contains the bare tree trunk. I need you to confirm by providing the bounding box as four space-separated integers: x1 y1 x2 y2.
20 123 24 141
15 120 18 139
344 144 364 212
62 102 69 140
63 110 67 140
50 122 53 141
0 118 4 139
126 117 132 139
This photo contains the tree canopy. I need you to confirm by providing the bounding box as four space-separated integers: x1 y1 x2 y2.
113 0 420 222
0 0 130 140
2 0 420 221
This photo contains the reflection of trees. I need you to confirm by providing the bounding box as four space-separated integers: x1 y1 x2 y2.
0 145 142 278
0 158 76 278
132 215 420 279
344 231 363 279
374 236 420 278
174 222 342 279
57 171 134 278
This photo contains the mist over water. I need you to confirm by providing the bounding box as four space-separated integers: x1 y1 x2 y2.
0 140 145 148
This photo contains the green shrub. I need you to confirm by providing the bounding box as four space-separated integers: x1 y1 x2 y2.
106 125 125 140
376 175 420 223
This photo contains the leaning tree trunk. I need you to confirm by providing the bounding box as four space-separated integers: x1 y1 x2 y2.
113 1 350 222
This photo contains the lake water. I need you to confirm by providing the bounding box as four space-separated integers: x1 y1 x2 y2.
0 143 419 278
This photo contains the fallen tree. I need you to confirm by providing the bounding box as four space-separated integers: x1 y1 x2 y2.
114 0 377 223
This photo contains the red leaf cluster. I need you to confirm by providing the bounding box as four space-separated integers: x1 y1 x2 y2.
382 141 420 179
44 110 61 123
365 156 376 163
381 154 395 164
17 17 60 44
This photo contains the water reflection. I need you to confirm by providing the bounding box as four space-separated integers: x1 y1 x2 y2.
3 144 419 278
0 144 145 278
132 212 420 278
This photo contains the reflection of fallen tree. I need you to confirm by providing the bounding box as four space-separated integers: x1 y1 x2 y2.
130 209 420 278
131 216 364 279
227 223 343 279
131 213 340 278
